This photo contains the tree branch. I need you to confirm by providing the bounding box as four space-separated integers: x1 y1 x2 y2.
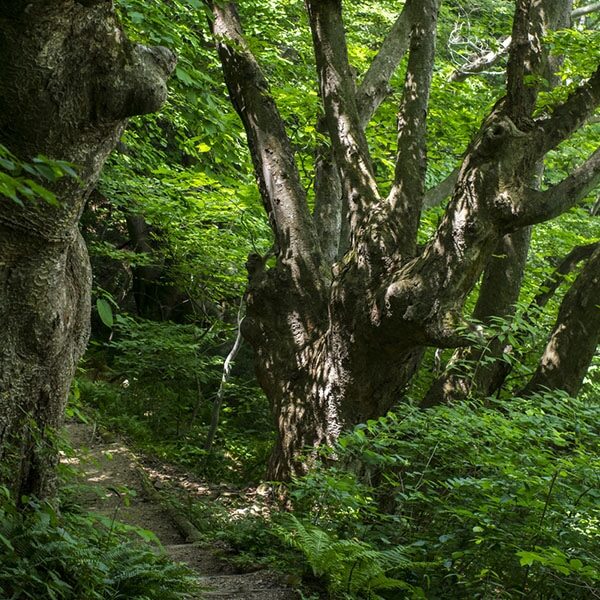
451 2 590 83
477 239 599 398
532 241 600 309
386 0 441 257
208 1 320 270
356 4 412 128
423 168 460 209
506 0 555 123
572 1 600 18
305 0 381 244
421 227 531 407
313 2 413 263
514 147 600 226
312 131 343 265
450 37 511 83
521 243 600 397
534 65 600 156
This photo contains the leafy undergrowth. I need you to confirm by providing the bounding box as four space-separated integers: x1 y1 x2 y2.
79 317 274 486
143 388 600 599
0 486 201 600
77 361 600 599
278 390 600 599
79 373 273 485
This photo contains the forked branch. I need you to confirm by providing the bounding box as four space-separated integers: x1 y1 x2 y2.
450 37 511 82
506 0 550 122
451 2 596 83
313 2 413 263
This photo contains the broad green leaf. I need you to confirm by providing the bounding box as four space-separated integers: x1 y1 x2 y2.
96 298 114 328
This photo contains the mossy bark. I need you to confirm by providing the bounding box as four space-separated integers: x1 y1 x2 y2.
0 0 174 499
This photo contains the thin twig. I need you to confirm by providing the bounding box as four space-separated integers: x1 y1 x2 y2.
415 441 440 490
204 297 245 452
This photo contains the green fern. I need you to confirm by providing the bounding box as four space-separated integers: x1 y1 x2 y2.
0 487 202 600
279 516 422 599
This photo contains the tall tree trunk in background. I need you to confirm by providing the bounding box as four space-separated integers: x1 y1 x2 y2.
423 1 574 407
0 0 174 499
450 240 600 401
207 0 600 479
522 244 600 397
422 227 531 407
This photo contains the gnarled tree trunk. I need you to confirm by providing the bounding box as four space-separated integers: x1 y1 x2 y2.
0 0 174 499
207 0 600 479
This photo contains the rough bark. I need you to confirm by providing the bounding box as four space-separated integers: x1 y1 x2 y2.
522 244 600 396
477 241 600 398
208 2 329 480
387 0 441 258
305 0 383 258
422 0 576 406
208 1 424 480
209 1 321 275
312 2 412 263
312 123 344 265
0 0 174 499
381 0 584 347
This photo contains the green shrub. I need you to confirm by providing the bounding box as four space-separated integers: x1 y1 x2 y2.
283 391 600 599
277 515 422 599
80 315 273 483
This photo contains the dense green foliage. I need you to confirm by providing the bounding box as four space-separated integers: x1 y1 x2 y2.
0 486 200 600
1 0 598 598
81 317 273 483
81 0 275 480
0 143 77 206
167 385 600 599
75 3 600 598
82 0 599 469
282 389 600 598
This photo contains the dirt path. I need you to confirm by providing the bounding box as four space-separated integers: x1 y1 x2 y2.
62 421 298 600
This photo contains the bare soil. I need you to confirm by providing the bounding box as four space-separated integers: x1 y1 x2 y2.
62 421 299 600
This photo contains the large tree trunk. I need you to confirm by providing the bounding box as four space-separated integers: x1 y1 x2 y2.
0 0 174 499
243 259 423 480
208 0 600 480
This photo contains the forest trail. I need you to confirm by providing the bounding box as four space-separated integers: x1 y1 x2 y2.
62 421 298 600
